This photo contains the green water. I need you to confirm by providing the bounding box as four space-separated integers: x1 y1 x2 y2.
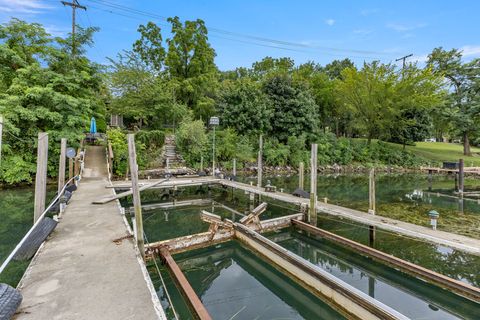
149 241 345 320
239 173 480 238
0 186 55 286
268 228 479 319
316 215 480 288
123 173 480 319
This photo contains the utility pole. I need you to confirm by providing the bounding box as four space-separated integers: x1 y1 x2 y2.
396 53 413 69
61 0 86 56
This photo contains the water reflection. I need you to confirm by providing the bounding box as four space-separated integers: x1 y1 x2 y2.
173 241 345 320
271 229 479 319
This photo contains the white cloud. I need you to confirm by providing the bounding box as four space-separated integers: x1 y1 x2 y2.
353 28 373 36
387 22 427 32
0 0 52 14
44 25 69 37
360 8 379 16
325 19 335 26
460 45 480 57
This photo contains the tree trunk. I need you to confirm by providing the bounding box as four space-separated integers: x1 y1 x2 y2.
463 132 471 156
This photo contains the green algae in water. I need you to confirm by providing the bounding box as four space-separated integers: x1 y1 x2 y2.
269 228 479 319
150 241 345 320
317 215 480 288
239 173 480 239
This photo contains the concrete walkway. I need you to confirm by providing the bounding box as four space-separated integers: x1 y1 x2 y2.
15 146 160 320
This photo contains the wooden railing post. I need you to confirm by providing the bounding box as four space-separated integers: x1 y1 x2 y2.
128 134 145 260
233 158 236 177
309 144 318 225
58 138 67 193
34 132 49 223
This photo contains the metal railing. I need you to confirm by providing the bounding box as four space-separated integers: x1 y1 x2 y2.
0 153 85 274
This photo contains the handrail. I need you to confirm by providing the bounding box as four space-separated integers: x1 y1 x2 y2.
0 151 85 274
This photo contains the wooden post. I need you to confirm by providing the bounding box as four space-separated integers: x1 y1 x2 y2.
368 168 376 245
428 170 433 191
58 138 67 193
34 132 48 223
0 115 3 166
257 134 263 188
309 144 318 226
68 158 73 183
128 134 145 260
368 168 376 215
299 161 304 190
200 156 204 172
233 158 237 177
458 159 464 193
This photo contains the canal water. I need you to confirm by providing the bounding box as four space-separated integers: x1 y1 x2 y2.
150 241 346 319
239 173 480 239
127 177 480 319
0 186 55 286
268 228 479 319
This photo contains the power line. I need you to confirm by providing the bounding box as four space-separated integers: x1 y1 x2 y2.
84 0 401 59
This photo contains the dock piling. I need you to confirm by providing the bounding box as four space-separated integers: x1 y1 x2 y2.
58 138 67 194
127 134 145 260
299 161 304 190
257 134 263 188
368 168 376 245
233 158 236 177
0 115 3 165
309 144 318 225
459 159 464 193
368 168 376 215
34 132 48 223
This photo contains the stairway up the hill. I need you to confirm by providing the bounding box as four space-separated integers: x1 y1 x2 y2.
161 135 185 168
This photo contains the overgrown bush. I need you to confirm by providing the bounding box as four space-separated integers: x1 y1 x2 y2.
107 128 146 177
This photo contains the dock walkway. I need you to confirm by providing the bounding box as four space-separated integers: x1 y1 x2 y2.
15 146 160 320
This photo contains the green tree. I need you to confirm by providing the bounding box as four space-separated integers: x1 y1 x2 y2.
324 58 355 80
0 19 105 183
132 22 165 72
217 78 273 134
336 62 398 143
165 17 218 120
428 47 480 155
263 75 319 142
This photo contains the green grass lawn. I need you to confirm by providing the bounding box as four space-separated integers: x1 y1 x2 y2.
391 142 480 166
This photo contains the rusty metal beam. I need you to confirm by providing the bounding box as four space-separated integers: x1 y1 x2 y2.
159 248 212 320
292 219 480 303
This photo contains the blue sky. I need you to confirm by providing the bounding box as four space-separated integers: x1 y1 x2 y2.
1 0 479 70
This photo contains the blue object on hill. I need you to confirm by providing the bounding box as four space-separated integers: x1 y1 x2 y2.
90 117 97 134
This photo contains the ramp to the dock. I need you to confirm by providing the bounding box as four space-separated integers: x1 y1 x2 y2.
14 146 160 320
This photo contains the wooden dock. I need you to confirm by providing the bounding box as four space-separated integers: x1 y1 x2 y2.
14 146 163 320
109 176 480 255
219 179 480 255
